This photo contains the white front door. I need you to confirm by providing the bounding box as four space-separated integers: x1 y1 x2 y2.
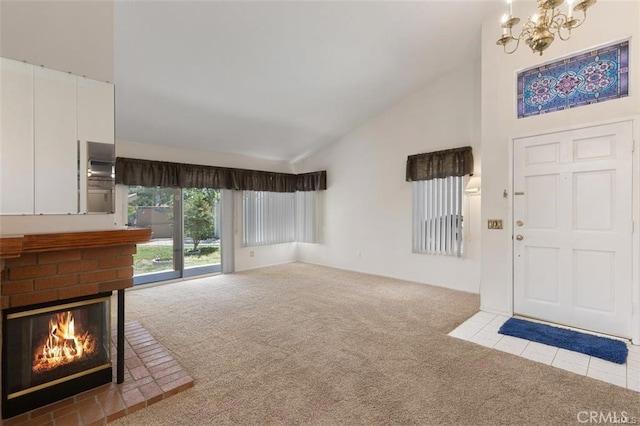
513 121 634 338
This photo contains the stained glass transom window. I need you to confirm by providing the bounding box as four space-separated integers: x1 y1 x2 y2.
517 40 629 118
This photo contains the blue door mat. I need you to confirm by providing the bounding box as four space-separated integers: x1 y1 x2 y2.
498 318 628 364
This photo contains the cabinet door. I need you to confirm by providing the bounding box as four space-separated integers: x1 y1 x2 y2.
0 58 35 215
77 77 114 144
34 67 78 214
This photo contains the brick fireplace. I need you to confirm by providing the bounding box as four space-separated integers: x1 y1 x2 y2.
0 229 151 419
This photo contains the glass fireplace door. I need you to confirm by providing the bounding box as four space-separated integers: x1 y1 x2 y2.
3 294 112 418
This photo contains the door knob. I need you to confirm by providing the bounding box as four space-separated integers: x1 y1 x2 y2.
516 234 524 241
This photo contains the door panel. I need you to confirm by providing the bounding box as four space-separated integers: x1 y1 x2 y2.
525 174 559 229
573 249 614 312
573 171 614 231
524 246 560 303
525 142 560 165
573 135 615 161
513 121 633 338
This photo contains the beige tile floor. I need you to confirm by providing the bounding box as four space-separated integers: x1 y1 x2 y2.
449 312 640 392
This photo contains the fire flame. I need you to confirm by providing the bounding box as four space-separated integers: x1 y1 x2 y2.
33 311 96 373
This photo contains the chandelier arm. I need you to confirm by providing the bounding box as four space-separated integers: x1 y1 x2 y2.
568 10 589 29
519 24 533 42
557 24 572 41
503 37 521 55
547 7 558 27
555 12 572 41
550 12 568 31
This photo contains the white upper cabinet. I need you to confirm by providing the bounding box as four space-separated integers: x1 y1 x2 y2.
0 58 35 215
34 66 78 214
77 77 114 144
0 58 115 216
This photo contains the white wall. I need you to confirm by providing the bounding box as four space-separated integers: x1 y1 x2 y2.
0 0 116 236
294 60 482 293
480 1 640 314
117 139 294 173
117 139 298 272
0 0 114 83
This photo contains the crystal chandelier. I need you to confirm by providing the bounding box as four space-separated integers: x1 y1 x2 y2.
496 0 597 55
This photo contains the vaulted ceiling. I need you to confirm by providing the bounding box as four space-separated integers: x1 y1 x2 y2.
115 1 502 162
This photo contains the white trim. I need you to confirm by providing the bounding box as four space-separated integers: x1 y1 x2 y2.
234 259 296 273
507 132 515 318
510 115 640 142
632 116 640 345
513 36 632 75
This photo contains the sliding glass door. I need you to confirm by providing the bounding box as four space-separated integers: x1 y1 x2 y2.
182 188 221 277
128 186 222 285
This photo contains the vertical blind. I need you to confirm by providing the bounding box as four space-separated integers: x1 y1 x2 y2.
242 191 296 246
242 191 318 246
295 191 317 243
412 176 464 256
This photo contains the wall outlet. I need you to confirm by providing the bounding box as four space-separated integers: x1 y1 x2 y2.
488 219 503 229
250 251 255 257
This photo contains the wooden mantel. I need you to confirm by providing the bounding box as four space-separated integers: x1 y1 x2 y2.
0 228 152 259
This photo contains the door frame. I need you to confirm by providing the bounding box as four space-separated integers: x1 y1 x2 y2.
509 116 640 344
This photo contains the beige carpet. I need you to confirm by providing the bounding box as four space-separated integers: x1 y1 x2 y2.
112 263 639 425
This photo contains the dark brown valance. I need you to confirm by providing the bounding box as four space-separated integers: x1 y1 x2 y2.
115 157 326 192
406 146 473 182
116 157 180 188
179 163 230 189
296 171 327 192
228 169 297 192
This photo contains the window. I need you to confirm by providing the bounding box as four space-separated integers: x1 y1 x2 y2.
406 146 472 256
127 186 222 284
412 176 464 256
242 191 296 246
242 191 318 246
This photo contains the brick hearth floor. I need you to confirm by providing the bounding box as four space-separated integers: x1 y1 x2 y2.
4 321 194 425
